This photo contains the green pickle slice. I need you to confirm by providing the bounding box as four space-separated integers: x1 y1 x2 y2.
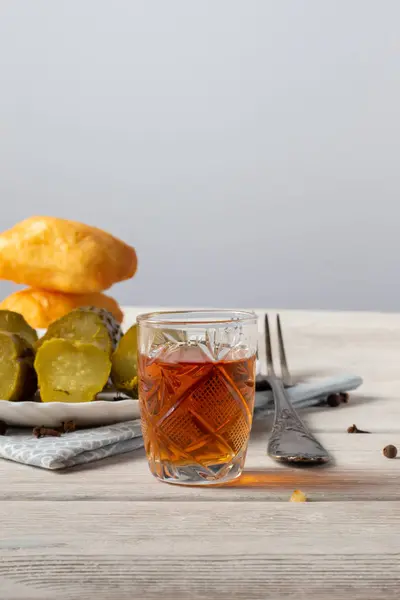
111 325 138 398
0 310 38 346
35 338 112 403
36 307 121 355
0 331 37 401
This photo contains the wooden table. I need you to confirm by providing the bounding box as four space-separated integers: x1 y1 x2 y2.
1 308 400 600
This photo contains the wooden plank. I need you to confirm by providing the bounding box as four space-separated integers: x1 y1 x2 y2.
1 308 399 598
0 432 399 502
0 500 400 600
125 307 400 431
0 305 398 502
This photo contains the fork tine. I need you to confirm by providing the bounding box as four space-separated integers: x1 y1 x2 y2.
277 314 292 386
264 314 275 376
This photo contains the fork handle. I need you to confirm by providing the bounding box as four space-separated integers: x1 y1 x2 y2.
267 376 330 463
269 376 313 434
268 377 299 418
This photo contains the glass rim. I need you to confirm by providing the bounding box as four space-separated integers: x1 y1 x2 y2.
136 309 258 326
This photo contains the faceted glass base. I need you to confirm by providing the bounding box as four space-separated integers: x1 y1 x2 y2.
149 450 247 486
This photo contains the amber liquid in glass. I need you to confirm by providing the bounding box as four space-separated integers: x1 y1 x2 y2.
139 350 256 479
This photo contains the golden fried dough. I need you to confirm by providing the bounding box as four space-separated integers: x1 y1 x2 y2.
0 288 124 329
0 216 137 293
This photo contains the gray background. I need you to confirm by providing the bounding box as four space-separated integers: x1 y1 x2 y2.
0 1 399 311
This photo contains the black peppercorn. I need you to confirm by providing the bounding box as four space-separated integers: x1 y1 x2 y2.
327 393 350 407
327 394 341 407
383 445 398 459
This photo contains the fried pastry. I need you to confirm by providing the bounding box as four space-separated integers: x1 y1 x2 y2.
0 216 137 293
0 288 124 329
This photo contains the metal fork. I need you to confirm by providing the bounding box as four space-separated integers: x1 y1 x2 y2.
266 314 330 464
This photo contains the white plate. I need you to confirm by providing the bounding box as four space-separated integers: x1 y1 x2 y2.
0 395 140 428
0 317 140 428
0 309 261 428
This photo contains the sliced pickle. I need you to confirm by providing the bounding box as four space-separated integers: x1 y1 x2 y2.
111 325 138 398
79 307 122 348
0 331 37 401
35 338 111 403
0 309 38 346
36 307 121 354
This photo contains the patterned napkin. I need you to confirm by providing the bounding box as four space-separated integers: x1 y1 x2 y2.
254 373 363 418
0 373 362 470
0 421 144 470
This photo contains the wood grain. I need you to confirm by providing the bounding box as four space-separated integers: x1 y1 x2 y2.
1 501 400 600
1 307 400 599
0 432 400 502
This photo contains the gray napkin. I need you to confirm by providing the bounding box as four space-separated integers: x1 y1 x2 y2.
254 373 363 418
0 420 144 470
0 373 363 470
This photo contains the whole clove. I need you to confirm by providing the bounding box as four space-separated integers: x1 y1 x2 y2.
383 445 398 459
347 424 370 434
32 420 77 439
61 420 76 433
0 420 7 435
33 426 62 439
